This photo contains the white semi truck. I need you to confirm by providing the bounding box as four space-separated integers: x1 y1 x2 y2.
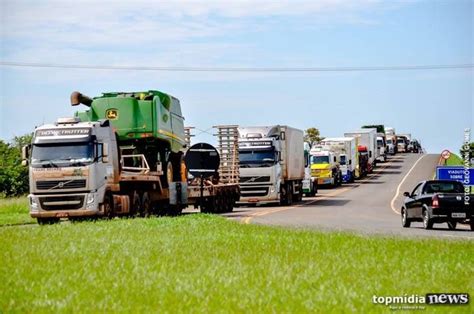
321 137 358 183
344 129 377 173
302 142 317 196
376 133 387 162
238 125 304 205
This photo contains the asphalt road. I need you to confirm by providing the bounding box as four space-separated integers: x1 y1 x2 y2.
221 154 473 239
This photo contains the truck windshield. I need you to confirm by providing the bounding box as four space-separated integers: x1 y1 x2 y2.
377 139 384 147
397 139 405 144
339 155 346 165
31 143 94 167
239 149 276 167
311 156 329 164
387 139 392 144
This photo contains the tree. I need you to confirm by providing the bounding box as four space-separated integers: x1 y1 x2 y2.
304 128 324 147
0 133 32 197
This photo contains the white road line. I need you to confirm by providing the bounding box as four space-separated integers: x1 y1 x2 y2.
390 155 427 215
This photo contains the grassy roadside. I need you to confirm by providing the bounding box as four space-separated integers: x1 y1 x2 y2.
0 215 472 313
0 197 34 226
445 153 464 166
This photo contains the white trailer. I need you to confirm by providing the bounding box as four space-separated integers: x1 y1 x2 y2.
344 129 377 172
238 125 304 205
320 137 358 182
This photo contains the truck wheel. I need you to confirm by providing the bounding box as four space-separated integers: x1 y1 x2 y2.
201 197 216 213
37 217 60 225
131 191 141 217
401 208 411 228
422 209 433 230
279 184 291 206
167 204 183 216
447 220 457 230
103 192 114 218
140 192 152 217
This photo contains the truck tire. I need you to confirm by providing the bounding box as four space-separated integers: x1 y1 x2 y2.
201 197 217 213
279 183 292 206
37 217 60 225
103 192 114 218
422 208 433 230
167 204 183 216
401 207 411 228
140 192 152 217
130 190 141 217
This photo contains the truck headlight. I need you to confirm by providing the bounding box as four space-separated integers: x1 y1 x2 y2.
86 193 95 205
270 186 275 194
29 195 38 208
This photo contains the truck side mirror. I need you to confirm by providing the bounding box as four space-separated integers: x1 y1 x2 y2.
349 160 352 165
102 143 109 163
369 151 372 158
21 145 29 166
333 156 336 162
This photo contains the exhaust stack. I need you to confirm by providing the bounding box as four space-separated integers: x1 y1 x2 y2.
71 91 93 107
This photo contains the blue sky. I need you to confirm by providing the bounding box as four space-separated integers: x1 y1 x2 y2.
1 0 472 153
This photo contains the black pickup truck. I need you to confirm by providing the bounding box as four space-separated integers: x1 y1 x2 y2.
401 180 473 230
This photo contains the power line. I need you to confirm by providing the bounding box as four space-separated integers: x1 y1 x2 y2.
0 61 473 72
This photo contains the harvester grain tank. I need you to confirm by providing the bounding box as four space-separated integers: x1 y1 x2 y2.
238 125 304 205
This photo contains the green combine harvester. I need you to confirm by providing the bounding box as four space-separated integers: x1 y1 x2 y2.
74 90 186 186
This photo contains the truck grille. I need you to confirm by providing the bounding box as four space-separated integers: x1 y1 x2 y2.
39 195 84 210
240 176 271 183
240 186 269 197
36 179 86 190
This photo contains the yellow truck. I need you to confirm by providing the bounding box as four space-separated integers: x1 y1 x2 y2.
309 147 342 188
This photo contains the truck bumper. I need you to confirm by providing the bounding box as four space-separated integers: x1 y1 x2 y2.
317 177 335 186
28 193 103 218
237 185 280 204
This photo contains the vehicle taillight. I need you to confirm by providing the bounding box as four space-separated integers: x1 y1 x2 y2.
432 195 439 208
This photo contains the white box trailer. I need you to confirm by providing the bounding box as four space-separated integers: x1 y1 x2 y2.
238 125 304 205
320 137 358 182
344 129 377 171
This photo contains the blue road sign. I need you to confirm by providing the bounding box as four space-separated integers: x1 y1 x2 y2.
436 166 474 185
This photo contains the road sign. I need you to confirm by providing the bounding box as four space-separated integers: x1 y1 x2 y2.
184 143 220 178
436 166 474 185
441 150 451 160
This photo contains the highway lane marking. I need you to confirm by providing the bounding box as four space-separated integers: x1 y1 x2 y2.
441 234 473 240
241 159 396 224
390 154 427 215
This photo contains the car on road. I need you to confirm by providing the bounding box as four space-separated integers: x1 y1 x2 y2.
401 180 473 230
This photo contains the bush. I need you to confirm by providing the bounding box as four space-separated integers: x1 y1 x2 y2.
0 134 32 197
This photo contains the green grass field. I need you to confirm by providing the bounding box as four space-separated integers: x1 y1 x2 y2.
445 153 464 166
0 214 472 313
0 197 34 226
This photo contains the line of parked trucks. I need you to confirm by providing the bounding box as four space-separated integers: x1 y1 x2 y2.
22 89 423 223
